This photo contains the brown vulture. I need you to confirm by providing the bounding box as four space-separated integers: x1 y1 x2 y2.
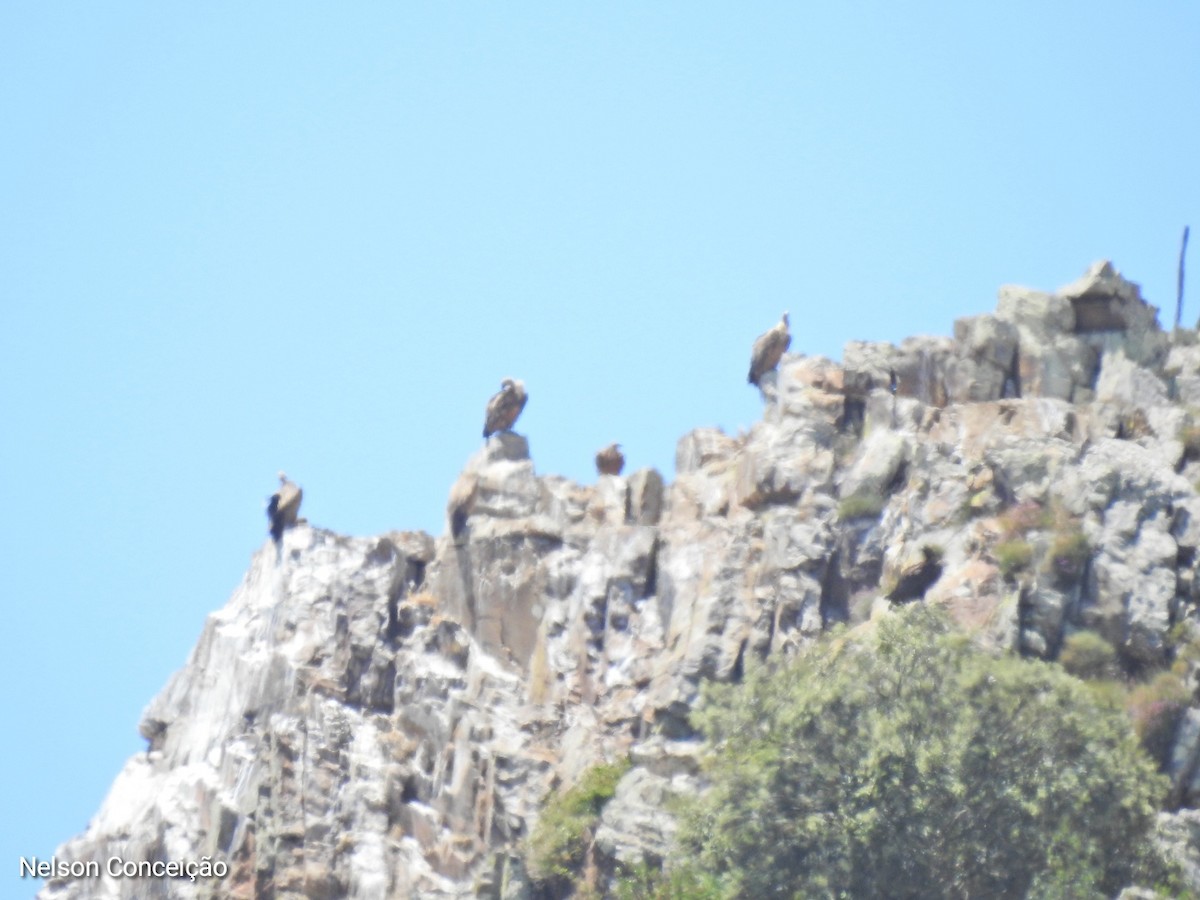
267 472 303 543
483 378 528 438
748 312 791 386
595 442 625 476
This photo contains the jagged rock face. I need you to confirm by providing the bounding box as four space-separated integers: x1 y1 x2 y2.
43 262 1200 897
43 527 549 899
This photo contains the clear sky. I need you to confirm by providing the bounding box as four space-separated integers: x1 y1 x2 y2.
2 2 1197 885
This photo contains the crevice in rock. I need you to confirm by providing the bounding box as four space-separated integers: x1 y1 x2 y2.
1001 345 1021 399
385 568 412 644
408 558 427 593
654 702 698 740
884 548 943 604
375 660 397 713
584 588 609 649
1072 293 1127 333
401 774 419 804
1016 584 1035 657
819 550 849 627
386 595 403 642
1086 351 1104 391
885 460 909 496
388 602 419 643
642 539 659 599
451 508 470 540
215 804 239 854
254 844 278 900
730 639 747 684
841 395 866 436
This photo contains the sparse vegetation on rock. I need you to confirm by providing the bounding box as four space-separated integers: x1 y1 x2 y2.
1059 629 1120 681
526 760 630 895
1047 528 1090 585
995 539 1035 577
837 488 887 520
1129 672 1192 766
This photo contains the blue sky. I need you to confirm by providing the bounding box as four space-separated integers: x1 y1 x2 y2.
2 2 1197 884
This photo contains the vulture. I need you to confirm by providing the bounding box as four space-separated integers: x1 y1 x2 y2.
747 312 791 386
595 443 625 476
483 378 528 438
267 472 303 543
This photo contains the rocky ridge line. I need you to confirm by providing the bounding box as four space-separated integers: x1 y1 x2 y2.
40 261 1200 898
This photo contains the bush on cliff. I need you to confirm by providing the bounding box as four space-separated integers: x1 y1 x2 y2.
526 759 629 895
656 605 1175 899
1058 629 1120 681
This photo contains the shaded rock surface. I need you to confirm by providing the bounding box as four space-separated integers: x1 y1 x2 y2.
41 262 1200 897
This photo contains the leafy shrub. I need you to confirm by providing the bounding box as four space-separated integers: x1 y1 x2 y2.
1060 632 1194 766
1059 630 1118 681
837 489 886 521
613 862 725 900
1046 530 1089 584
1128 671 1191 766
526 759 630 890
1082 676 1130 712
995 539 1034 577
661 606 1173 899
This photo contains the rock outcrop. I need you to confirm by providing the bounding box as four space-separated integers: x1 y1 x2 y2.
39 262 1200 898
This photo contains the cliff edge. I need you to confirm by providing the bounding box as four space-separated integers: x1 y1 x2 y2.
39 262 1200 898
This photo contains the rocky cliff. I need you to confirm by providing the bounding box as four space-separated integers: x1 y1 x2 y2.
39 262 1200 898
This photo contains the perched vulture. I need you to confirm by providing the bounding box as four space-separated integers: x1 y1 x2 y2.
747 312 791 386
595 443 625 476
267 472 303 543
483 378 528 438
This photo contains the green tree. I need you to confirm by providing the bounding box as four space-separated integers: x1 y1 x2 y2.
668 605 1174 899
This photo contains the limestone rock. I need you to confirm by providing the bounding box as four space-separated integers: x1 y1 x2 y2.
945 313 1021 404
626 467 665 526
996 284 1075 334
734 418 836 509
1095 351 1168 410
592 768 678 867
844 336 953 406
1072 440 1189 666
1167 343 1200 406
1058 260 1167 368
773 354 845 425
840 429 909 502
